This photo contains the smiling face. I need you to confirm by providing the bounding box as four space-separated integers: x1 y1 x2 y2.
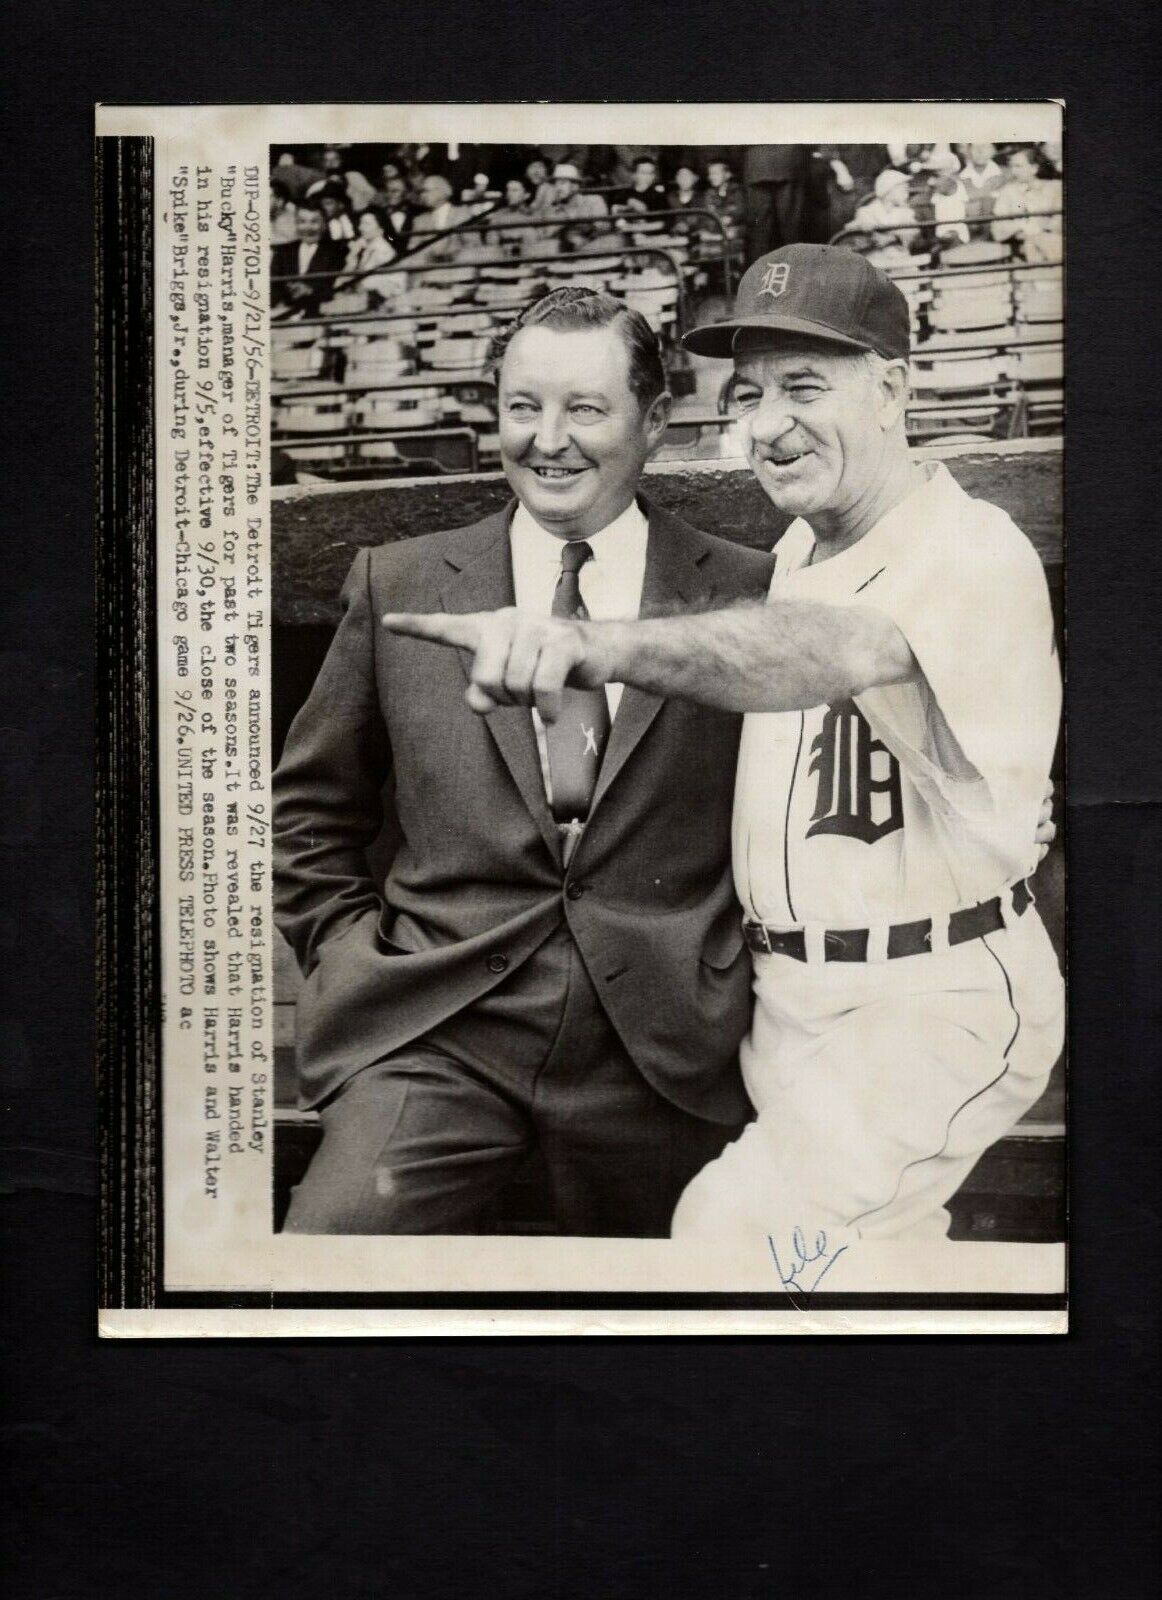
1008 149 1038 184
498 322 669 540
294 205 324 243
732 335 904 523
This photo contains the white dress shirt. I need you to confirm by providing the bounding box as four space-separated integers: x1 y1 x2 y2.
509 498 649 802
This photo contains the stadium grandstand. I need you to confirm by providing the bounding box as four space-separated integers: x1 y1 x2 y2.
270 140 1063 483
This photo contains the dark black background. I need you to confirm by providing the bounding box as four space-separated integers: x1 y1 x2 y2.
4 3 1160 1596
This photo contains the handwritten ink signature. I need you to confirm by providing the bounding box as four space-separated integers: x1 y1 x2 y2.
768 1226 849 1298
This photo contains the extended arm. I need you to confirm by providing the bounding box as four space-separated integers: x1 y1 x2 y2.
381 597 916 720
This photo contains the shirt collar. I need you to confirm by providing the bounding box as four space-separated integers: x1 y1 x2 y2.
510 497 649 570
786 461 960 578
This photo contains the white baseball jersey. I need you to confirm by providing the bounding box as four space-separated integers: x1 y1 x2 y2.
674 461 1065 1251
733 461 1061 933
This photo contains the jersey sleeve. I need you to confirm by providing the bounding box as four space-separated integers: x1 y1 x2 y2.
855 503 1061 876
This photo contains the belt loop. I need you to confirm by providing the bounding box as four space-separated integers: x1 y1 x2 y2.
803 921 827 966
998 888 1019 932
928 911 951 955
865 920 891 964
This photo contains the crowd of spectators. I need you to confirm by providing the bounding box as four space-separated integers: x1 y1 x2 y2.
271 142 754 318
271 141 1063 314
843 141 1063 262
269 140 1063 474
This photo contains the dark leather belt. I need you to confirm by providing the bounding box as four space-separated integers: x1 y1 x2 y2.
743 879 1033 962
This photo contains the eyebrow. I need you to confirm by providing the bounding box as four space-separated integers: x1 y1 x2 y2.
735 365 829 386
502 385 610 402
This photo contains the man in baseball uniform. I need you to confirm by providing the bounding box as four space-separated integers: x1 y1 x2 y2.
385 244 1064 1253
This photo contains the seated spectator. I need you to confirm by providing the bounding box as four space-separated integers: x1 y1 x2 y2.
613 155 668 216
666 163 705 233
851 168 920 250
931 172 970 245
270 177 299 247
338 207 407 303
306 145 377 214
487 175 538 248
703 156 745 234
317 178 356 244
524 155 556 213
377 172 416 254
372 159 405 205
609 145 661 189
991 146 1063 261
398 142 482 203
270 199 349 319
408 173 472 263
546 162 611 249
959 142 1006 225
815 144 890 238
461 171 496 219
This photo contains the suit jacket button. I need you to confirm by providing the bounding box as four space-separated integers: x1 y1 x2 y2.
487 953 509 973
565 882 586 900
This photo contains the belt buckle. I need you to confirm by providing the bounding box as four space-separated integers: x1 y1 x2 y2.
752 920 774 956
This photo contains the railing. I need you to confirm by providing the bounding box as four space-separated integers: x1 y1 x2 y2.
275 424 480 476
271 241 690 329
829 208 1063 249
270 244 692 398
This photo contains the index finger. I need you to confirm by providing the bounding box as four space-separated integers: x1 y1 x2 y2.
381 611 482 650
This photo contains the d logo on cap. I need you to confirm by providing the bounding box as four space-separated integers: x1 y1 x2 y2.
757 262 791 300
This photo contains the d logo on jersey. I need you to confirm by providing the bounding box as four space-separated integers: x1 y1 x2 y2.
807 700 904 845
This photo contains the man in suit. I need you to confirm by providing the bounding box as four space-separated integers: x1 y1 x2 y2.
273 286 775 1235
269 198 349 319
406 173 474 264
375 171 417 255
742 145 813 262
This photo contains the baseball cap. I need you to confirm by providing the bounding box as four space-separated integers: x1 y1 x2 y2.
874 168 910 202
553 163 583 181
682 243 911 361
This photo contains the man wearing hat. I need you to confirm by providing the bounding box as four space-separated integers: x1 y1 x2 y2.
385 244 1064 1254
548 163 610 249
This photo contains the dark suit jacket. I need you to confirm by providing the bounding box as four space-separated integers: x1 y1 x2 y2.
743 145 813 185
274 501 776 1123
270 237 349 316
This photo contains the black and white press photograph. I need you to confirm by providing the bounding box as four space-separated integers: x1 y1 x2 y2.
262 113 1066 1302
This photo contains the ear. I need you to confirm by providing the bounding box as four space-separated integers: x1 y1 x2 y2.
643 389 674 452
877 361 911 431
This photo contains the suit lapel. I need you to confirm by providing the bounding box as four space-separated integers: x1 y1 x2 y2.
589 505 706 814
437 506 563 865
